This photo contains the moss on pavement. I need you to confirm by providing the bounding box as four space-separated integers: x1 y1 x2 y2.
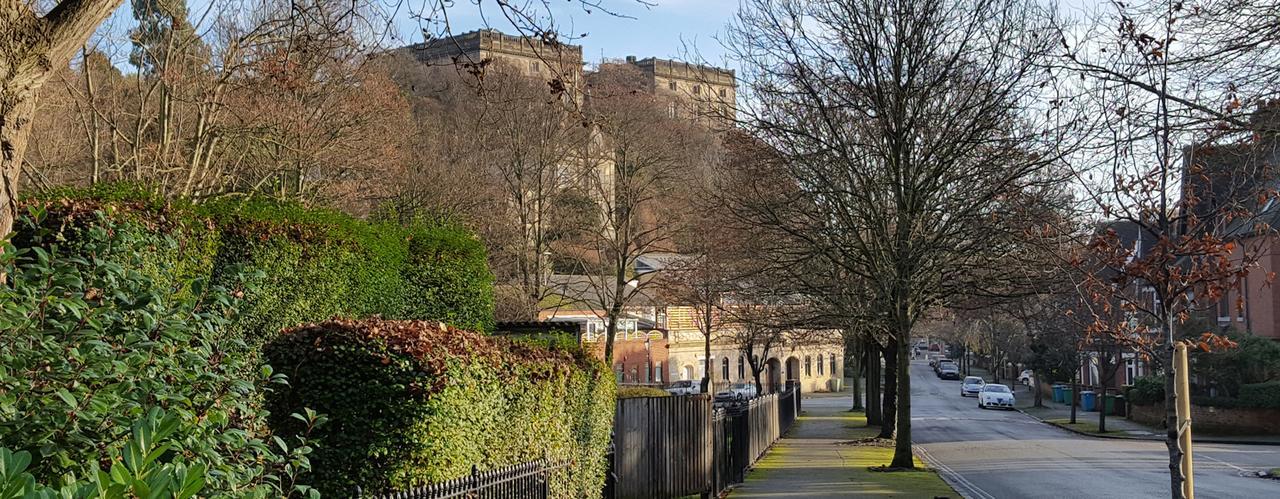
735 410 957 498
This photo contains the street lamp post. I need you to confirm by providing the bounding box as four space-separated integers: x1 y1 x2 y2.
645 337 652 385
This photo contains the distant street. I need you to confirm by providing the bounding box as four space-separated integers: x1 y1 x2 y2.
910 360 1280 498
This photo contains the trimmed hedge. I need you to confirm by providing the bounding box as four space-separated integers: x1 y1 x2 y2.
617 386 671 398
18 183 495 348
263 319 615 496
1126 375 1165 406
1238 381 1280 409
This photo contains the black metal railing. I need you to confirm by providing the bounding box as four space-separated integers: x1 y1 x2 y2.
357 460 567 499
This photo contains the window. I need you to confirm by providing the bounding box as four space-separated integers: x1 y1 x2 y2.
629 367 638 383
719 88 727 98
721 357 730 380
1125 358 1136 384
818 355 824 375
830 354 836 376
655 361 663 383
530 61 540 73
692 84 701 94
804 356 812 377
585 321 604 342
668 81 677 91
645 362 652 383
737 357 745 380
668 102 676 118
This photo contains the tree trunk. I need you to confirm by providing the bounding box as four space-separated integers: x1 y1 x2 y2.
1033 371 1044 408
850 351 864 411
1 0 129 246
1164 342 1185 498
866 339 882 426
889 333 914 469
1099 350 1109 433
878 339 898 439
0 98 34 245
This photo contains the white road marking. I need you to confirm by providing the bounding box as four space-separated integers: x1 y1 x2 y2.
915 444 997 499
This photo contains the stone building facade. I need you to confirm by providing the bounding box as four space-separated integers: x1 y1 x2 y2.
624 56 737 127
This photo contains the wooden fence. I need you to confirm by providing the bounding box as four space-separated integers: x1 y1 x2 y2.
609 386 801 498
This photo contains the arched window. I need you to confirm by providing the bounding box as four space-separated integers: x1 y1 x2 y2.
804 356 812 377
738 356 746 380
830 354 837 376
818 354 825 375
721 357 730 380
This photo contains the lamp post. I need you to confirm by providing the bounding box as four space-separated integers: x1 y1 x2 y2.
644 337 652 385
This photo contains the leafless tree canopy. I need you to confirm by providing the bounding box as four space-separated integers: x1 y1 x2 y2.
723 0 1083 468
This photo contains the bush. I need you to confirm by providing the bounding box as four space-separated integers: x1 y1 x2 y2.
1238 381 1280 409
0 208 316 497
1191 327 1280 396
616 387 671 398
1 410 209 498
264 319 614 497
1126 375 1165 406
17 185 496 350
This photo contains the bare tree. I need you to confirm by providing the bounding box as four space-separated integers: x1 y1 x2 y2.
573 63 715 362
724 0 1078 468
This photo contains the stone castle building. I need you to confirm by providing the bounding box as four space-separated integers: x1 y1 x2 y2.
623 56 737 125
403 29 584 87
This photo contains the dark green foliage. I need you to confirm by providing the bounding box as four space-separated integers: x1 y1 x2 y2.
263 319 615 497
18 184 496 349
1238 381 1280 409
1191 328 1280 397
1126 375 1166 406
1 410 208 499
0 208 315 497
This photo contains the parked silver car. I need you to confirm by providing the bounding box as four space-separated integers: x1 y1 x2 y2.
715 382 759 401
960 376 985 397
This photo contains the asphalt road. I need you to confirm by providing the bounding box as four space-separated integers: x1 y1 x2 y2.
909 359 1280 499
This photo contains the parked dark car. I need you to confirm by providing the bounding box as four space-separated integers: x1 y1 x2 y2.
938 363 961 380
932 358 954 374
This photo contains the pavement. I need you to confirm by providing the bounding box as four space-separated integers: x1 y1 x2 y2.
911 359 1280 498
729 392 955 498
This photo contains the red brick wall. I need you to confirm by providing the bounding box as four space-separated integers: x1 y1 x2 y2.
586 338 670 384
1129 403 1280 435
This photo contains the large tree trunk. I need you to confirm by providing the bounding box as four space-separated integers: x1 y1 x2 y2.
890 333 914 468
877 339 898 439
850 350 863 411
865 339 882 426
0 99 34 243
1 0 128 244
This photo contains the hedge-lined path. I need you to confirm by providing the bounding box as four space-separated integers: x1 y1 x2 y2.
729 394 957 498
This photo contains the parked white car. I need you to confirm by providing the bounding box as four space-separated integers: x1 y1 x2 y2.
665 380 701 396
978 384 1016 409
715 382 759 401
1018 370 1034 386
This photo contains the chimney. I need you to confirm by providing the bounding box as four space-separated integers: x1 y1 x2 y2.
625 55 637 64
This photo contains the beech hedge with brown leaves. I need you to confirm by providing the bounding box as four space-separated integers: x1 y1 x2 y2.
263 318 615 497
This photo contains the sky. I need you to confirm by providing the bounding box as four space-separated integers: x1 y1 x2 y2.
388 0 741 67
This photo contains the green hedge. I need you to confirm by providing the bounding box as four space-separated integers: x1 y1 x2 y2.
1126 375 1165 406
1238 381 1280 409
263 319 615 496
18 184 495 349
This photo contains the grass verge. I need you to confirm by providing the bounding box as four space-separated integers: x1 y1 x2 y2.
739 410 957 497
1045 418 1117 435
